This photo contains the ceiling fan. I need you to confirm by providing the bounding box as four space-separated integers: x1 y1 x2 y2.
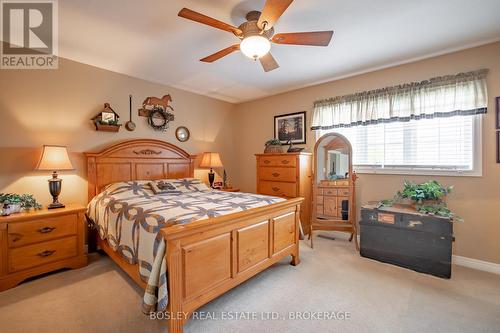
178 0 334 72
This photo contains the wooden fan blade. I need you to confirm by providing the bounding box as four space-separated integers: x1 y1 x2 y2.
200 44 240 63
272 31 334 46
178 8 242 35
259 53 279 72
257 0 293 30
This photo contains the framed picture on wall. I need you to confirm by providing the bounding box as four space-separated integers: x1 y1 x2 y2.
496 96 500 130
274 111 306 145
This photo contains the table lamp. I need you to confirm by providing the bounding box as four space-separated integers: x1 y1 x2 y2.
36 145 74 209
199 152 223 188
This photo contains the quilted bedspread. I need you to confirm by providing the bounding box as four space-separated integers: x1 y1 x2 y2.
86 178 284 313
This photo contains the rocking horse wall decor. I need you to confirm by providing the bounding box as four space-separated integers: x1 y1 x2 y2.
142 95 172 111
138 94 175 132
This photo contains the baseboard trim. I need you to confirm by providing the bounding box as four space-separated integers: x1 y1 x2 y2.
313 231 500 275
452 255 500 275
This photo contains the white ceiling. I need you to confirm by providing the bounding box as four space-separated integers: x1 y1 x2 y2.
59 0 500 103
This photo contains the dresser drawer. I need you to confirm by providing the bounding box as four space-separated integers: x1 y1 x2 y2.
259 181 297 198
259 167 296 182
8 214 77 248
8 236 78 273
338 188 350 196
258 155 296 167
322 188 338 196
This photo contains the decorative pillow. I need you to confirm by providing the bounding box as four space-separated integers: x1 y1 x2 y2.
148 180 179 194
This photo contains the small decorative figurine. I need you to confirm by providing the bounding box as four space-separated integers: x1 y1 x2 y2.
286 139 305 153
223 169 228 189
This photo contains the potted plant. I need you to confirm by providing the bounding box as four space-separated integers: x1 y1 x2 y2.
264 139 283 154
397 180 452 205
378 180 463 222
0 193 42 215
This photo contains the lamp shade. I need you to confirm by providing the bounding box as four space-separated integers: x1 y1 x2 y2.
199 152 223 168
36 145 74 171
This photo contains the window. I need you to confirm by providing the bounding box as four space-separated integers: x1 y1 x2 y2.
319 115 482 176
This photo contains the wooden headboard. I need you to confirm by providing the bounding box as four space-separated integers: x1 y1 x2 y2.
85 139 196 201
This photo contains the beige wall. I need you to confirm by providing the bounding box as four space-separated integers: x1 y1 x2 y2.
233 42 500 264
0 57 236 207
1 43 499 264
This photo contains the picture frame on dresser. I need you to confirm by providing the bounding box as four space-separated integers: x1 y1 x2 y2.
274 111 306 145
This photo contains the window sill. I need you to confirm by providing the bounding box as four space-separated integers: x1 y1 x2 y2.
353 167 482 177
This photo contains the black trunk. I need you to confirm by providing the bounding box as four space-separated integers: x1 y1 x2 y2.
359 205 453 279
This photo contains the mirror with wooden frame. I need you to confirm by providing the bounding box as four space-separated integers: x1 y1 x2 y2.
310 132 358 250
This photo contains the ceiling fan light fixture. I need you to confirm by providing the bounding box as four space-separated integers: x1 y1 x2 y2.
240 35 271 60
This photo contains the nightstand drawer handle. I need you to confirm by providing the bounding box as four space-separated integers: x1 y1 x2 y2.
272 172 280 177
37 250 56 257
263 160 271 164
38 226 56 234
272 187 280 192
281 160 290 164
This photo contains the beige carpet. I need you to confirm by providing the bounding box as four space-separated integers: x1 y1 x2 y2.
1 235 499 333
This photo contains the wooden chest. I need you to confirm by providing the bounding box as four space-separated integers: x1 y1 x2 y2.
359 204 453 278
255 153 312 234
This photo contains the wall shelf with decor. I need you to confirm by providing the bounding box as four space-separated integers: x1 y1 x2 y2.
95 123 121 132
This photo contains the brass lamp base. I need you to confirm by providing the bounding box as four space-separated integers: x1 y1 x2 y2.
48 171 65 209
48 202 65 209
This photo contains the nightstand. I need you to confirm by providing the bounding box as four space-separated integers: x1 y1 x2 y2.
0 204 87 291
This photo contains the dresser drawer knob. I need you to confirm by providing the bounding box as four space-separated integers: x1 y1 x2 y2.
37 250 56 257
272 187 280 192
281 160 290 164
272 172 280 177
263 160 271 164
38 226 56 234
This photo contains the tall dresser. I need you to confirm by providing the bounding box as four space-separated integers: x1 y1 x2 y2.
255 152 312 234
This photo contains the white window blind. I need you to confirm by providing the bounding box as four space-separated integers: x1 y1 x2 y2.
319 115 481 176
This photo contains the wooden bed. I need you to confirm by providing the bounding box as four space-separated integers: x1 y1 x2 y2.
85 139 302 333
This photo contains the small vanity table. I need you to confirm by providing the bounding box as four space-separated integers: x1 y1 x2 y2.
310 133 358 250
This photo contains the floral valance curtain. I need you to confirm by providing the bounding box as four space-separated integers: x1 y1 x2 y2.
311 69 488 130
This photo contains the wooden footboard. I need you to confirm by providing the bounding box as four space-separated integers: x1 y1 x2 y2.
161 197 303 333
